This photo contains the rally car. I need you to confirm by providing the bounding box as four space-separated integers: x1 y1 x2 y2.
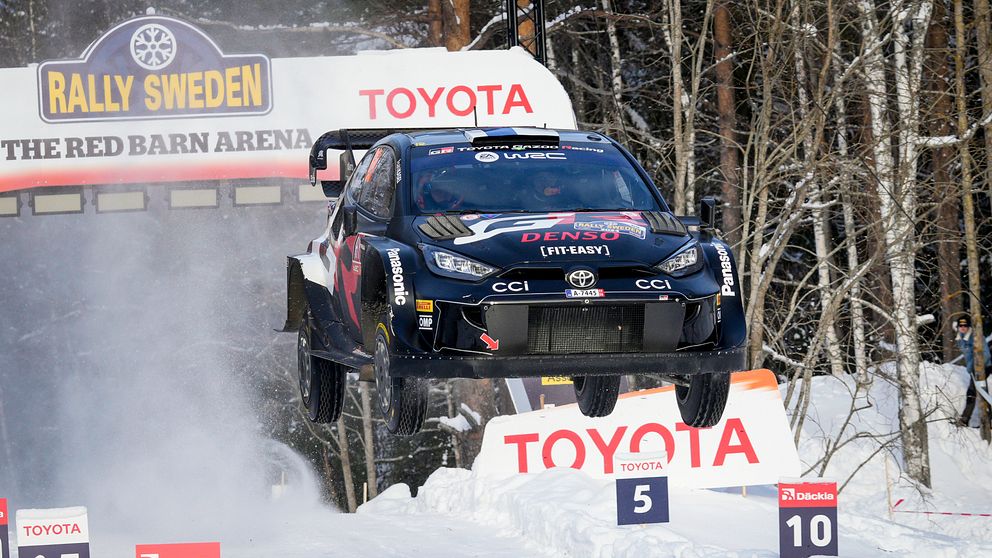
284 127 746 435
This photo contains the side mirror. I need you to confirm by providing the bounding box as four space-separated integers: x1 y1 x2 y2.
342 204 358 237
700 197 716 231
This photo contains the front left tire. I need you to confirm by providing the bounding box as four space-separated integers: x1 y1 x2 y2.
573 375 621 417
298 307 346 423
374 323 428 435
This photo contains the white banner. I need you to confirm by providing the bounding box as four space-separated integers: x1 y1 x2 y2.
475 370 801 489
15 506 89 546
0 15 576 193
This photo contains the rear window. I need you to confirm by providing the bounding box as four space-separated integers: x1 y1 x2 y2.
409 143 662 214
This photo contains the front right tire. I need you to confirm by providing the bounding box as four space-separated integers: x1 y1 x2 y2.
675 372 730 428
373 323 428 435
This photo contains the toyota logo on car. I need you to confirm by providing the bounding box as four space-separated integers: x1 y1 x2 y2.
566 269 596 288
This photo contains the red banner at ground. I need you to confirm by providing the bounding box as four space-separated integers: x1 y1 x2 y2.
136 542 221 558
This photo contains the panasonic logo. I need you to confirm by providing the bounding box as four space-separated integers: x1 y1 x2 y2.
714 243 737 297
386 248 408 305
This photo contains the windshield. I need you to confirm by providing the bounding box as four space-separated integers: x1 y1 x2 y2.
409 142 663 214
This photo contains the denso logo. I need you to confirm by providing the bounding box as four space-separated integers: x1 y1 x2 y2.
521 231 620 242
359 84 533 120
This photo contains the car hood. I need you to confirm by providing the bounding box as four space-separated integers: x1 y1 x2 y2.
413 211 691 267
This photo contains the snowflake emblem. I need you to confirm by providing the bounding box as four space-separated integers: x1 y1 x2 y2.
130 23 177 70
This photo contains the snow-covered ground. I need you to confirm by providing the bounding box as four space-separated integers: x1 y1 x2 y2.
8 366 992 557
351 362 992 557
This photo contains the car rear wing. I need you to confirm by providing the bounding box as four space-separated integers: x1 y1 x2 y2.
308 129 401 196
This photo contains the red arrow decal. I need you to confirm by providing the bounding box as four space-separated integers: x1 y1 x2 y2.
481 333 500 351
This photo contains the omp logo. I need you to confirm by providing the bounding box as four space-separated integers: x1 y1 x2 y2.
38 15 271 122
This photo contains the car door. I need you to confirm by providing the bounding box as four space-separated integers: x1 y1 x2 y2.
334 145 397 344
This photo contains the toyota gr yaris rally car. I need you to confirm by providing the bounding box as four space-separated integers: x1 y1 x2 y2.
284 127 746 435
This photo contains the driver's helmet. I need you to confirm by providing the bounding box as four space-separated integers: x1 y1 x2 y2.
530 170 563 199
418 174 463 211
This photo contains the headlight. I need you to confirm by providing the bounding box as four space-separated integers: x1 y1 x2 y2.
421 244 498 281
657 243 703 277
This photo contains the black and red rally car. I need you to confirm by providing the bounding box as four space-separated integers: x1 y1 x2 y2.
284 127 746 435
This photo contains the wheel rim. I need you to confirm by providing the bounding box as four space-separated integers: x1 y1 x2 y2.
374 335 392 413
573 376 585 395
298 328 312 401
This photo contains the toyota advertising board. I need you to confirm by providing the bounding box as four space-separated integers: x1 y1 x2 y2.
0 15 576 194
15 506 91 558
475 370 801 489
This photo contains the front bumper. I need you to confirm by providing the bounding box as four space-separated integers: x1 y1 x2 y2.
388 345 746 379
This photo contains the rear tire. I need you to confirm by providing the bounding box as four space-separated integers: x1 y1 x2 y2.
298 308 346 423
676 372 730 428
374 324 428 435
574 375 621 417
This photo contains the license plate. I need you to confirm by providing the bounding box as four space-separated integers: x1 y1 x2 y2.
565 289 605 298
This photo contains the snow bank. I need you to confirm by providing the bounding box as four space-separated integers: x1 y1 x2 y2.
358 362 992 557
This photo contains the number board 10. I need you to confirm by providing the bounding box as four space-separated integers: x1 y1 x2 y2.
779 480 838 557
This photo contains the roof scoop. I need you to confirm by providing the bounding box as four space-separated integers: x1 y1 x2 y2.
463 127 560 147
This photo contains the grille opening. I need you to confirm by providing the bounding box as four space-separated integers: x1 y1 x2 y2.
527 304 644 354
498 267 562 281
597 266 657 279
684 302 701 322
461 305 485 329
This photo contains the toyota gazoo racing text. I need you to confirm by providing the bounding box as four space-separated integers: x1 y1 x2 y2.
284 127 746 435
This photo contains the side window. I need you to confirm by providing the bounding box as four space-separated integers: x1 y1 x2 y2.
358 147 397 219
346 150 376 204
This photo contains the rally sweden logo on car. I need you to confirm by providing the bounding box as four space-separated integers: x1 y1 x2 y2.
37 15 272 122
573 220 647 239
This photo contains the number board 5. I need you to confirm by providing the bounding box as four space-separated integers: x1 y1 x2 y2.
616 476 669 526
779 481 838 557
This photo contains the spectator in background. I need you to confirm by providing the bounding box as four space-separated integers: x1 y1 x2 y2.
955 314 992 427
